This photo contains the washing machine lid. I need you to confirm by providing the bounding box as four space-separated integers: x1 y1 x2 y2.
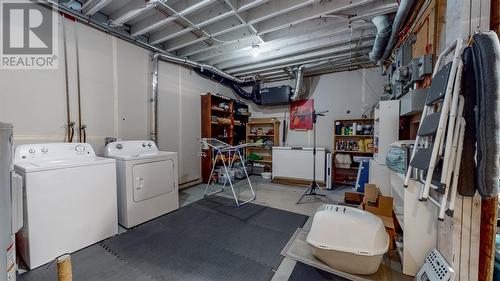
14 143 115 172
104 140 176 161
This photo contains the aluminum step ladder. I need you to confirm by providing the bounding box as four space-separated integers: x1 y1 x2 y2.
404 39 465 220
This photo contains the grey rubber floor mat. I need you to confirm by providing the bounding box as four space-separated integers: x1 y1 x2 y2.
19 196 307 281
18 242 155 281
288 262 349 281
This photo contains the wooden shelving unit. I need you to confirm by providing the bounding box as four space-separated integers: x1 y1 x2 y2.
245 118 280 170
332 118 374 186
201 93 250 183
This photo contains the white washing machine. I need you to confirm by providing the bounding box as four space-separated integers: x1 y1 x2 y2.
104 140 178 229
14 143 118 269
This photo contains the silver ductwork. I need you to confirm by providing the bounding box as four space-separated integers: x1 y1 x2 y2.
150 53 257 142
379 0 417 63
291 65 307 101
368 15 391 62
153 53 255 84
291 60 333 101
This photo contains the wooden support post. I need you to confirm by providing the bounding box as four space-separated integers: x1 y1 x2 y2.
479 197 498 281
57 254 73 281
492 0 500 35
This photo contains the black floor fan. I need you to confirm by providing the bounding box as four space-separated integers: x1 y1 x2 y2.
296 109 328 204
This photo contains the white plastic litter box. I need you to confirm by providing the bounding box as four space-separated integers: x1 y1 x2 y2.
306 204 389 275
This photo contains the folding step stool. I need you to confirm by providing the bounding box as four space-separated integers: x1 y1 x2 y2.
404 39 465 220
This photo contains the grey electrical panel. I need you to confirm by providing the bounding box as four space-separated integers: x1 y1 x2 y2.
385 40 433 100
410 54 433 83
400 88 428 116
396 42 412 67
417 54 433 78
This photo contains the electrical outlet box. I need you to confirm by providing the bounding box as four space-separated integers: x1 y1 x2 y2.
418 54 433 77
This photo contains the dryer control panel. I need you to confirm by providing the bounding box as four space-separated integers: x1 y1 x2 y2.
105 140 158 158
14 143 96 163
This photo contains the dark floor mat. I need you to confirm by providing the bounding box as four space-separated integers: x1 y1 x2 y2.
19 196 307 281
288 262 350 281
18 242 155 281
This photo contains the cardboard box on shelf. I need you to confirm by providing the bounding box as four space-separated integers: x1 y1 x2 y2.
360 184 396 250
344 191 364 205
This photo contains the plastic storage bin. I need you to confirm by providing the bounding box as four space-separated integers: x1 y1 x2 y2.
218 169 235 184
306 204 389 275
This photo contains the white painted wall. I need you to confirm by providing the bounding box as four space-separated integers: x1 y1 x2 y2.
0 8 384 185
0 11 234 185
445 0 491 48
156 64 232 184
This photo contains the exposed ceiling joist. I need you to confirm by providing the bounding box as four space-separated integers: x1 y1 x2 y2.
207 24 376 67
253 0 372 34
191 19 370 62
215 29 376 69
263 62 374 82
174 0 397 58
152 0 321 49
223 0 264 44
231 49 372 76
131 0 215 37
55 0 398 80
245 0 314 24
108 0 157 26
226 43 374 74
81 0 113 16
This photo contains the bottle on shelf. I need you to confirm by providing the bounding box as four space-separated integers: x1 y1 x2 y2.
335 121 342 135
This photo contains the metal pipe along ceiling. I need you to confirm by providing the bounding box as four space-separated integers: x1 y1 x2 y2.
379 0 417 63
154 54 255 84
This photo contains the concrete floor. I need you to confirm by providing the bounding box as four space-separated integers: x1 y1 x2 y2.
179 175 353 281
180 175 352 216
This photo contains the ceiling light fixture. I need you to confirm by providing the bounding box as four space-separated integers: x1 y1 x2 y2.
251 44 261 57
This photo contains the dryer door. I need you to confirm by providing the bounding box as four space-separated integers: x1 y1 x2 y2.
132 160 175 202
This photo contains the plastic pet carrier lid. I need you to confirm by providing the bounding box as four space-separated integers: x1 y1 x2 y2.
306 205 389 256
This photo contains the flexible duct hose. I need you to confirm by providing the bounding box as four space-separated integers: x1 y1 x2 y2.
369 15 391 62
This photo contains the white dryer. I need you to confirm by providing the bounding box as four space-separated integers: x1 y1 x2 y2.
14 143 118 269
104 140 179 229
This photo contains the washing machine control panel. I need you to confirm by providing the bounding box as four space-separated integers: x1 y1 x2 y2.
105 140 158 157
14 143 96 162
